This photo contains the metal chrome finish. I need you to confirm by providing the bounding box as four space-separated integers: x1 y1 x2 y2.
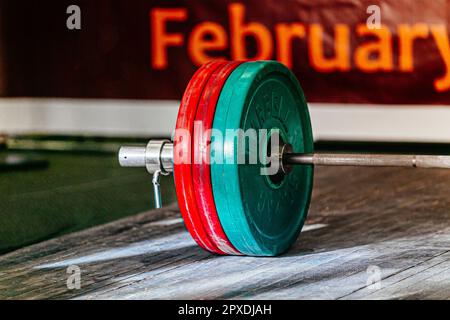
118 146 146 167
119 140 450 171
118 140 173 174
160 142 173 173
118 139 450 209
283 153 450 169
152 170 163 208
279 143 293 174
119 140 173 209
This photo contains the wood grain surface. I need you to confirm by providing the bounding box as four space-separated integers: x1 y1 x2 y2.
1 166 450 299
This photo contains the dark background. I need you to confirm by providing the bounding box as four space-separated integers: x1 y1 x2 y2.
1 0 449 104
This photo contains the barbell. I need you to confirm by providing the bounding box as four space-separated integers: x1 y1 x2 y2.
118 60 450 256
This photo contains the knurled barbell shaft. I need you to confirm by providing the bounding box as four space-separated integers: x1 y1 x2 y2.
283 153 450 169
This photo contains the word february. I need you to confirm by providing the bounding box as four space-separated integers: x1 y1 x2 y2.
151 3 450 92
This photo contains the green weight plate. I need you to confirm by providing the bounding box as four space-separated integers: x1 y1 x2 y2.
211 61 314 256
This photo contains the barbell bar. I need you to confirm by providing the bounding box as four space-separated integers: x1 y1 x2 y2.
120 142 450 206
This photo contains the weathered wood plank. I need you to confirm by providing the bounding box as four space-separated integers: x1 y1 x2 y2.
1 166 450 299
342 250 450 300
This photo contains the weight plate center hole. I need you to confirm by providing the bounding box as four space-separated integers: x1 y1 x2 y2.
266 131 290 187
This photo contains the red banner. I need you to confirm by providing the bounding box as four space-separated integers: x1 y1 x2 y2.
1 0 450 104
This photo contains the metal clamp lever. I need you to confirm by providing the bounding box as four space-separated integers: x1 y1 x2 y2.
152 170 163 209
118 139 172 208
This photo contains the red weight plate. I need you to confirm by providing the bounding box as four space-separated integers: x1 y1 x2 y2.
192 61 243 255
174 60 227 254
